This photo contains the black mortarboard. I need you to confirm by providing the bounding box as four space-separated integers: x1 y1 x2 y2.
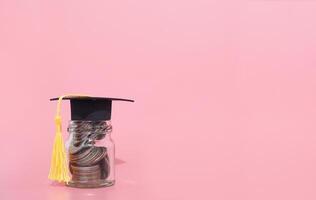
50 96 134 121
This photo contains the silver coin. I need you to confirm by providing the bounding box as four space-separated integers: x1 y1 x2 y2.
69 147 93 162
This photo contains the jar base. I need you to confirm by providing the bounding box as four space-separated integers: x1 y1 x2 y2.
66 180 115 188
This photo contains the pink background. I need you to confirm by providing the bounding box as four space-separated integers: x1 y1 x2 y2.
1 0 316 199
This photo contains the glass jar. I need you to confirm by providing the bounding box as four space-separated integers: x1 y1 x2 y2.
65 120 115 188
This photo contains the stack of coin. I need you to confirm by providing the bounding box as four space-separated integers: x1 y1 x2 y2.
67 121 111 185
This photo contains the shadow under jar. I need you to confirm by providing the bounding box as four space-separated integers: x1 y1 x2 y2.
66 120 115 188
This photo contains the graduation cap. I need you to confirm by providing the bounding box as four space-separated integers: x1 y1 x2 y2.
50 96 134 121
48 95 134 183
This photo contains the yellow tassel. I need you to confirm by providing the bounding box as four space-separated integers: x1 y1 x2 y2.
48 96 70 182
48 94 89 183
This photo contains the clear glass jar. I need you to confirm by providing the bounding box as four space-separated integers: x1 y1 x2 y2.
65 120 115 188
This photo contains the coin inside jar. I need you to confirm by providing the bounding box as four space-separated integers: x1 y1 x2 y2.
68 121 112 186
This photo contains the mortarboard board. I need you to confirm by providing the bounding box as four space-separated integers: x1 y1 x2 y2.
50 96 134 121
